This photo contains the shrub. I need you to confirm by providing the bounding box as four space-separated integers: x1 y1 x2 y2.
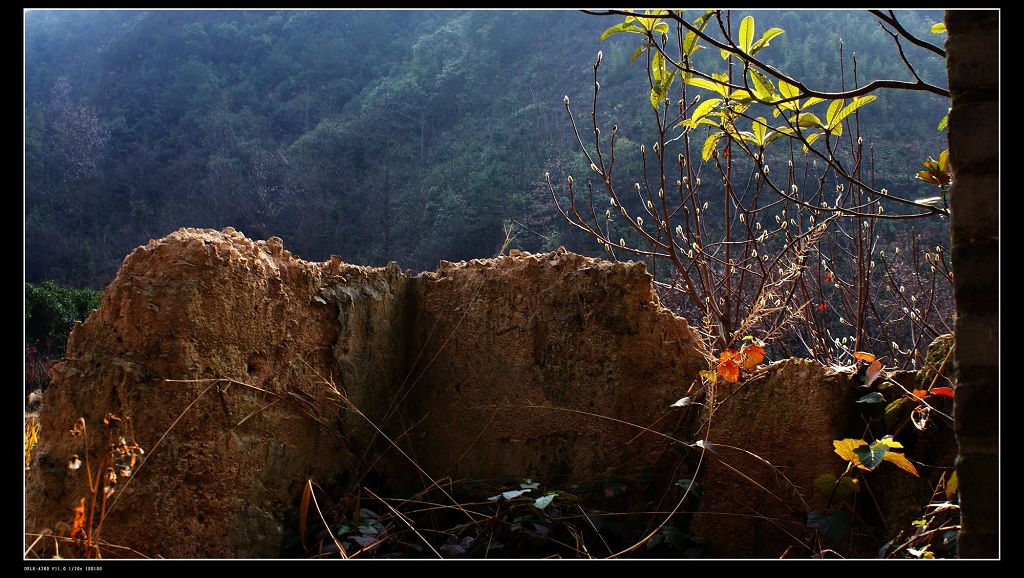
25 281 102 356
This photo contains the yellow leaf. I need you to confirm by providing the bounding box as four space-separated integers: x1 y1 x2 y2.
875 436 904 450
883 451 919 477
946 471 959 499
833 438 869 469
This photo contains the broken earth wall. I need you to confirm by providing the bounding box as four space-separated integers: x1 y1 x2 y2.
26 229 705 558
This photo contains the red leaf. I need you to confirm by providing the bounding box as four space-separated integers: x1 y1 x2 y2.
930 387 954 398
853 351 876 363
912 389 929 400
818 303 826 312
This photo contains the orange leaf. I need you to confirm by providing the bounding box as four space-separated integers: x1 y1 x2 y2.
930 387 954 398
741 344 766 370
71 497 87 539
864 360 884 387
853 351 876 363
719 349 741 363
717 360 740 383
912 389 929 399
883 451 919 477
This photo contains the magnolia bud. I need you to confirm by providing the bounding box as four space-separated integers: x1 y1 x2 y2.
647 200 654 211
659 188 665 199
567 175 574 186
597 50 603 64
563 95 569 106
610 197 617 207
637 216 644 227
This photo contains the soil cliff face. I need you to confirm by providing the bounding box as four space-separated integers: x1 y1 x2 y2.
25 228 706 558
408 249 705 495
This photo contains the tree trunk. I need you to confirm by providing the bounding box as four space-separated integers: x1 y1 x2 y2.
945 9 999 559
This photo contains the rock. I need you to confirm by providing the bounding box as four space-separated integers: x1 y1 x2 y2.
25 228 705 558
690 359 859 558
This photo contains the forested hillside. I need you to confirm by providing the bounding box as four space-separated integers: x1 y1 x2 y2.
25 9 947 288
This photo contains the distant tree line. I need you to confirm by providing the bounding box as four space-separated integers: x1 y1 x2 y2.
25 10 947 289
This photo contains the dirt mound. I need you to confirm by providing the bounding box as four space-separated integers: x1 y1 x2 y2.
25 229 706 558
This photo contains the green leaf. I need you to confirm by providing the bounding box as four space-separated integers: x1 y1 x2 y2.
801 96 825 110
853 441 889 470
751 117 767 146
683 10 715 56
686 76 728 97
937 113 949 131
675 479 702 500
702 132 725 161
654 21 669 34
533 494 555 510
914 196 945 206
687 97 722 127
777 79 799 102
630 43 648 64
931 22 946 34
738 15 755 54
884 398 908 430
826 99 843 129
736 130 758 145
601 21 640 42
802 132 823 152
764 127 788 147
720 46 732 60
729 89 754 103
831 95 876 127
807 510 853 545
938 149 949 173
750 28 784 55
749 70 776 101
650 69 677 110
651 50 664 83
813 474 860 502
795 112 825 130
855 392 886 404
661 525 688 550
